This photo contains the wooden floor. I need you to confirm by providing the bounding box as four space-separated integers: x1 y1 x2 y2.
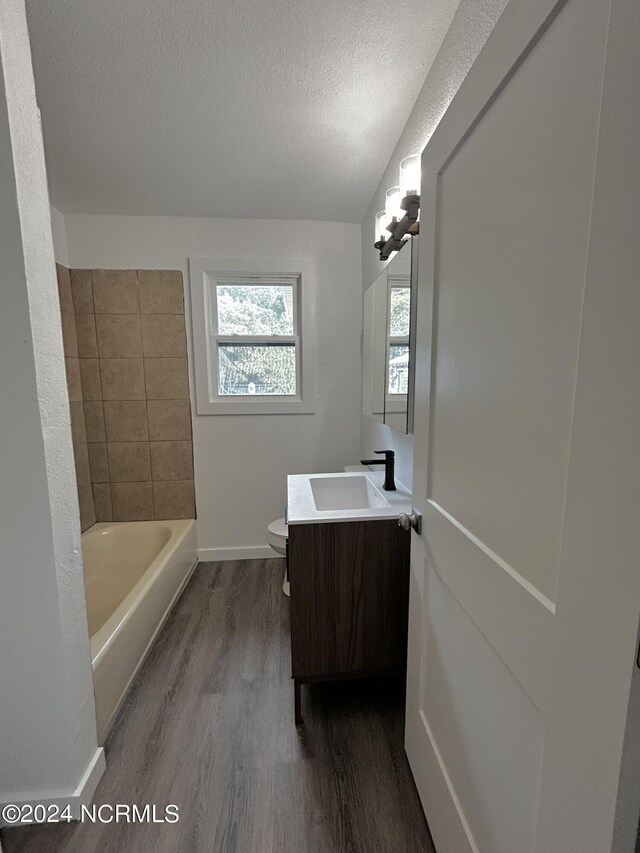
2 559 434 853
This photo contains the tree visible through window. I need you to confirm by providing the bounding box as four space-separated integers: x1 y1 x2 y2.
214 281 299 396
388 285 410 395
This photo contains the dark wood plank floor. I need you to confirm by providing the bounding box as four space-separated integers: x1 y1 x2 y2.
1 560 434 853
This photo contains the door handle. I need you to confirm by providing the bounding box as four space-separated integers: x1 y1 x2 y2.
398 511 422 534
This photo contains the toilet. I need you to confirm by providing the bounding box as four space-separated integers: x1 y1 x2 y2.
267 517 289 596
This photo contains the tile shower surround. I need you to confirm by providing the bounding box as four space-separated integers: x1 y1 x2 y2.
56 265 195 529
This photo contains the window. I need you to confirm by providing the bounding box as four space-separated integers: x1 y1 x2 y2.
190 258 316 414
387 283 410 397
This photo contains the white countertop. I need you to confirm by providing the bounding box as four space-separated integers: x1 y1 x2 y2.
287 470 412 525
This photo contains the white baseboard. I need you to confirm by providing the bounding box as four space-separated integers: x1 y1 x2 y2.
198 545 280 562
0 747 105 827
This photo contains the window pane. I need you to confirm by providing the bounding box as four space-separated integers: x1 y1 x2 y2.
218 343 296 396
389 287 410 336
216 283 295 335
388 345 409 394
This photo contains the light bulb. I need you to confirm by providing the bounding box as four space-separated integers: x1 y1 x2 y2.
399 154 421 197
375 211 387 243
385 186 403 223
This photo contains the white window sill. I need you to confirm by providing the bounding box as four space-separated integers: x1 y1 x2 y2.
196 398 317 416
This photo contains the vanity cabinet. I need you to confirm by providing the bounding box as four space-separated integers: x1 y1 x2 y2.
288 518 410 723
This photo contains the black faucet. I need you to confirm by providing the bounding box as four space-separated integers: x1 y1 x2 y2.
360 449 396 491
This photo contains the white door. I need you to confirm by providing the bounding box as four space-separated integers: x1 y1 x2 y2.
405 0 640 851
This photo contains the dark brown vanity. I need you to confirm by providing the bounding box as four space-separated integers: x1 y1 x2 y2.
288 516 410 724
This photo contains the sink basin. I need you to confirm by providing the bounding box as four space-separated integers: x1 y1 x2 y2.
309 475 390 511
287 471 411 524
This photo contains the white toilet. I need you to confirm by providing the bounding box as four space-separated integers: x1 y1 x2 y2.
267 517 289 596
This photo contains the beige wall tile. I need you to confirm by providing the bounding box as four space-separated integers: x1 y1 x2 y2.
60 309 78 358
84 401 106 442
150 441 193 481
141 314 187 357
88 443 110 483
56 264 73 312
96 314 142 358
74 443 91 489
153 480 195 520
93 483 113 522
112 482 153 521
147 400 192 441
144 358 189 399
65 357 82 403
100 358 145 400
69 400 87 446
92 269 139 314
61 268 195 523
138 270 184 314
79 358 102 401
78 484 96 532
75 313 98 358
70 269 93 314
107 442 151 482
104 400 149 442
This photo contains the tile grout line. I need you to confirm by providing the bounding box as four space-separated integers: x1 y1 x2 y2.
91 269 113 522
138 270 156 522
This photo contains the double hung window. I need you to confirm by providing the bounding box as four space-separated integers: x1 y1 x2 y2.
189 258 316 415
213 278 299 397
387 282 410 397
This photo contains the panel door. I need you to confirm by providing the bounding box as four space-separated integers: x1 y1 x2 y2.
405 0 640 850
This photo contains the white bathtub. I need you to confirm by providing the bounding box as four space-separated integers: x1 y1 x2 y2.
82 520 198 744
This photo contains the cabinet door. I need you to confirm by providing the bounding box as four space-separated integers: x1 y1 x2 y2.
289 520 410 679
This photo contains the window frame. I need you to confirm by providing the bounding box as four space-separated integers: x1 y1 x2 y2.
189 257 317 415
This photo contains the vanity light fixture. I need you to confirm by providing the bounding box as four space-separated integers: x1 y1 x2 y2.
374 156 421 261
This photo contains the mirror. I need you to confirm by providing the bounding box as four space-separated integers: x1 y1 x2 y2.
362 238 418 434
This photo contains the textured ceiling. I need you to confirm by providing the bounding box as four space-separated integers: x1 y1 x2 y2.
25 0 460 221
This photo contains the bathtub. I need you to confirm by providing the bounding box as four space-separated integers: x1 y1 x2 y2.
82 520 198 744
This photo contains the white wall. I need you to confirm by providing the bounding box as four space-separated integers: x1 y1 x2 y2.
360 0 510 489
63 215 363 557
0 0 102 815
